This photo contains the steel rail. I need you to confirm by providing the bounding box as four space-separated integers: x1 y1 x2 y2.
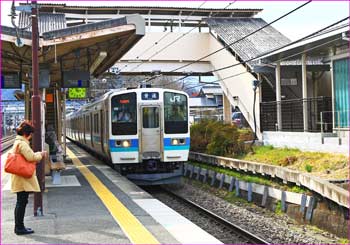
160 187 270 245
1 135 16 153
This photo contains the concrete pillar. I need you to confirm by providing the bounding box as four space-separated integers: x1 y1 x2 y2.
330 60 336 128
302 53 308 132
275 62 282 131
223 93 232 124
148 10 151 32
257 73 263 103
62 89 67 157
56 88 62 144
178 11 182 32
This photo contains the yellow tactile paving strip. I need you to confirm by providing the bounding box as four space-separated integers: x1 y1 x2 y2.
66 147 160 244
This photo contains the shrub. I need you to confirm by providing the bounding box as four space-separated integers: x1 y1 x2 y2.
207 124 236 156
190 119 219 152
305 164 313 173
190 120 250 157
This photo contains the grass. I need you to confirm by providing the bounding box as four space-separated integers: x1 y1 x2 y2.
305 164 313 173
237 145 349 180
274 200 283 215
337 238 350 244
189 161 308 193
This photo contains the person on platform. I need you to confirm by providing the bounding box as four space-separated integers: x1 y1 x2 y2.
11 120 47 235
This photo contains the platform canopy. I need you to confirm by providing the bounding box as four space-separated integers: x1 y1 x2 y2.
1 13 144 85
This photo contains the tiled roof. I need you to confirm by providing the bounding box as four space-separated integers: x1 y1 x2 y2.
206 18 291 65
201 86 223 95
16 3 261 20
19 12 67 34
189 97 219 107
14 13 128 40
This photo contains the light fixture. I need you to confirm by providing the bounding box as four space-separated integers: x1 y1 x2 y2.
122 140 131 148
90 51 107 74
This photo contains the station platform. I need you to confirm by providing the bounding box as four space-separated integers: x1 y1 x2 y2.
1 142 222 244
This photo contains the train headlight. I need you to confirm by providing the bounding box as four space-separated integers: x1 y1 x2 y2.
171 138 186 145
115 140 131 147
122 140 131 148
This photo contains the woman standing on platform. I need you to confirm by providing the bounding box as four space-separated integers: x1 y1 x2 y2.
11 120 47 235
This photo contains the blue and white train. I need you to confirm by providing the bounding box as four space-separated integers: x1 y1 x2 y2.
66 87 190 185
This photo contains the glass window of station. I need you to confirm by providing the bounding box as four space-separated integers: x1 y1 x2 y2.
111 93 137 135
164 92 188 134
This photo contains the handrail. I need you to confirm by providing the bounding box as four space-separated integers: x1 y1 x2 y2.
189 151 349 209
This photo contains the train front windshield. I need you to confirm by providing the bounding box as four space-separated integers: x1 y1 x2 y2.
164 92 188 134
111 93 137 135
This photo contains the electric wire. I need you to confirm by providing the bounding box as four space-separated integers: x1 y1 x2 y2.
182 21 348 92
124 1 208 75
144 0 312 83
131 2 236 84
172 0 312 73
124 0 237 84
158 16 349 89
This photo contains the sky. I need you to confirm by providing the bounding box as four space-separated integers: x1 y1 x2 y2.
1 0 349 41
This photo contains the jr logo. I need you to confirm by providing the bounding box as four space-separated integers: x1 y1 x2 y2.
170 95 181 103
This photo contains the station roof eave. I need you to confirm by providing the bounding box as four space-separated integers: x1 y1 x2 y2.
1 15 145 84
256 26 349 64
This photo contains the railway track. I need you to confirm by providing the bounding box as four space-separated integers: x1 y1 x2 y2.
146 186 270 244
1 135 16 153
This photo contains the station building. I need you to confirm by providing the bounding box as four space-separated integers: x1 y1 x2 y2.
1 3 348 154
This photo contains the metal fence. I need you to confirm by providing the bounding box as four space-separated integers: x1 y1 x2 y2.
260 97 332 132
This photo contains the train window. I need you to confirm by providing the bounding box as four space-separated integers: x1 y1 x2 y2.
164 92 188 134
143 107 159 128
94 113 99 134
111 92 137 135
86 115 90 132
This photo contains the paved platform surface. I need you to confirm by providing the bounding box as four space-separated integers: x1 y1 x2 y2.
1 143 221 244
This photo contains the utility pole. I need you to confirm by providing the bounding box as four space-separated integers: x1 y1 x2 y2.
31 0 44 216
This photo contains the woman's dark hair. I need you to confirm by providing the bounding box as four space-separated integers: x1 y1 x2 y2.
16 120 35 136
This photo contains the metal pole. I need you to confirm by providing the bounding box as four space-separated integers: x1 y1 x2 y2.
62 89 67 158
302 53 308 132
275 61 282 131
31 1 44 216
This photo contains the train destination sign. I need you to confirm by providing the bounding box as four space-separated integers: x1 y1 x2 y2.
142 92 159 100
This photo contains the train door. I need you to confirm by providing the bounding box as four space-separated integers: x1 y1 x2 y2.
141 106 161 157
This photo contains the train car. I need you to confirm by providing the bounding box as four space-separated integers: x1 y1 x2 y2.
66 87 190 185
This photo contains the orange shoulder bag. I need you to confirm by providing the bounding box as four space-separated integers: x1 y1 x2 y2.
5 145 37 178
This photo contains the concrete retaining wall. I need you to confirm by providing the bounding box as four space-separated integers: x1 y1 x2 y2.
184 162 349 237
189 152 349 209
184 163 312 207
262 131 349 155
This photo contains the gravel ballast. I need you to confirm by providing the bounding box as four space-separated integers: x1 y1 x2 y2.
166 179 340 244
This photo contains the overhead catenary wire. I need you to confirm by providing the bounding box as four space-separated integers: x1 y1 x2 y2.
124 0 237 86
171 0 312 73
124 1 208 75
159 15 349 89
182 20 349 92
209 16 349 74
143 0 312 84
132 2 236 85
